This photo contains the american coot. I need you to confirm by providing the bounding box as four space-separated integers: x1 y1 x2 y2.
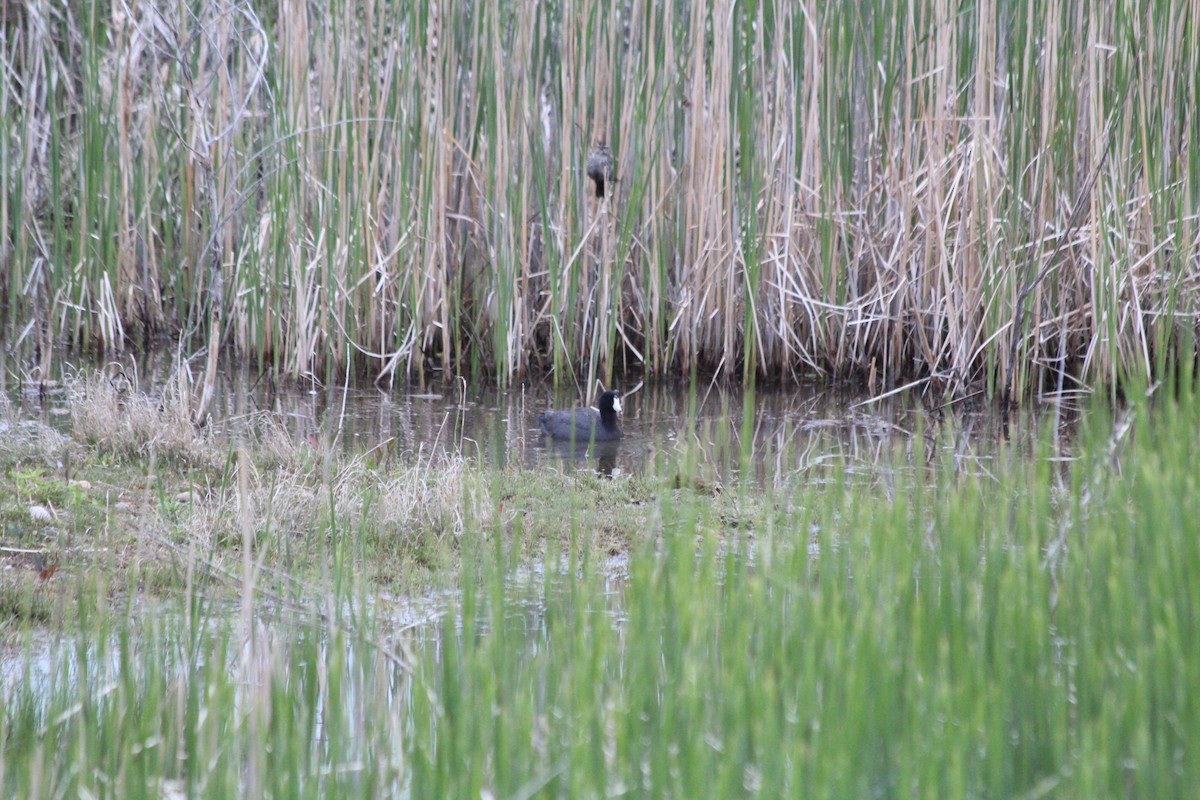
539 390 623 442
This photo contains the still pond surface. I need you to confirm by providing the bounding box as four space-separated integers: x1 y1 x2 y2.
4 353 1079 486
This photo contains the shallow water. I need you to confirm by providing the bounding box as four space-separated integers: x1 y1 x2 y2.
0 352 1088 784
1 349 1077 485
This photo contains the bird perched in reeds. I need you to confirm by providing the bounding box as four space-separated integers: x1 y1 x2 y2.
587 141 615 198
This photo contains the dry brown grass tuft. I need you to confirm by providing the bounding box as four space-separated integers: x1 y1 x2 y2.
179 444 489 568
338 455 488 540
67 370 217 470
0 393 70 466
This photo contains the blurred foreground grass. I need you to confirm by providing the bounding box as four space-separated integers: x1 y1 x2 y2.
2 378 1198 797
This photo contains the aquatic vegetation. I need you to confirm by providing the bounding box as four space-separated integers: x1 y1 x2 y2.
2 1 1196 396
2 380 1198 797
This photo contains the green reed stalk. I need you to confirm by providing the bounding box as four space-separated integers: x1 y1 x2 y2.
5 384 1200 795
3 0 1197 395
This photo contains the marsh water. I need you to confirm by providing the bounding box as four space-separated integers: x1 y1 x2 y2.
1 352 1090 788
2 351 1077 487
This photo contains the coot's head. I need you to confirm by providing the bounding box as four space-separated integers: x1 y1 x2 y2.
598 390 622 417
592 390 623 440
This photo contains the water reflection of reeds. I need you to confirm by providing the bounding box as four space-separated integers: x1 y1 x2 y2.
8 358 1077 488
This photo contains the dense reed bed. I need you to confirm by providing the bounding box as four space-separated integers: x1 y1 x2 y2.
3 375 1198 796
2 0 1198 396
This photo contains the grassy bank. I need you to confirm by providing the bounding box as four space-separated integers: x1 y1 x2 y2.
0 370 683 625
3 1 1197 395
2 372 1199 795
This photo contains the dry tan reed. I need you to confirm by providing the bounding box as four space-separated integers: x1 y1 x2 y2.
67 367 216 467
3 0 1197 398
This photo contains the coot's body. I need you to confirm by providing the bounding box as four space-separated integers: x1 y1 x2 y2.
538 390 623 442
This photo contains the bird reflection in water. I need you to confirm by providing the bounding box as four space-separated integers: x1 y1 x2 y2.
540 437 623 478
